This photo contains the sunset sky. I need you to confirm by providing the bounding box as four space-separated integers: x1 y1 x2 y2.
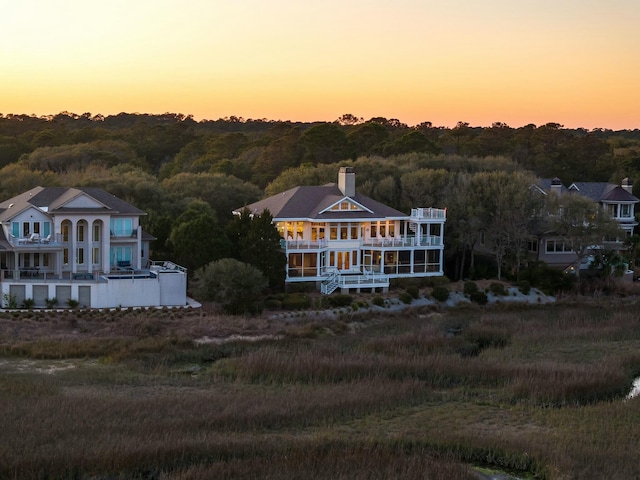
2 0 639 129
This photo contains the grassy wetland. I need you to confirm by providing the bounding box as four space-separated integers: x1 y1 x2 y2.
1 296 640 480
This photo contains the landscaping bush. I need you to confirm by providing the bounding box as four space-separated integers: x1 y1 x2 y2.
489 282 506 296
424 276 450 287
399 291 413 304
406 285 420 299
44 297 58 309
281 293 310 310
327 294 353 308
520 261 573 295
469 291 488 305
372 296 385 307
463 281 479 295
191 258 268 315
66 299 79 309
264 297 282 310
21 298 35 309
430 285 450 302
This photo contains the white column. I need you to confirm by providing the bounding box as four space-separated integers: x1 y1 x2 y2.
102 219 111 273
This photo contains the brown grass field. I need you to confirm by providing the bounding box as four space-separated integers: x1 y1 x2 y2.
1 294 640 479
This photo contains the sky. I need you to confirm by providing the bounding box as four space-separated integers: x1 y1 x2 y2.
1 0 639 130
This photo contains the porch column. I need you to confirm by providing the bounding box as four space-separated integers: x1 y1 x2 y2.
70 219 77 273
102 220 111 273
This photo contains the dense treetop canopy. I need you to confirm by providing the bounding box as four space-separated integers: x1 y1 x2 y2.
1 111 638 281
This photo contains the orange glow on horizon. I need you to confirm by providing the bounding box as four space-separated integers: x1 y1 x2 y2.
1 1 639 130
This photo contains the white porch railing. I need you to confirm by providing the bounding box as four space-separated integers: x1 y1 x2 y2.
410 207 447 220
320 268 390 294
283 236 441 250
7 233 63 247
320 268 340 294
363 236 441 247
281 239 328 250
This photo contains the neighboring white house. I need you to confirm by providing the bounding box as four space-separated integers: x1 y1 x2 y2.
0 187 187 308
235 167 446 294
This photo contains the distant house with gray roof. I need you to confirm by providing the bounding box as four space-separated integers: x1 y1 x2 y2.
235 167 446 294
0 187 186 308
531 177 638 272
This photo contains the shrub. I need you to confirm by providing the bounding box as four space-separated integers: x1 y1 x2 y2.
469 291 488 305
21 298 35 309
264 297 282 310
372 296 385 307
424 276 450 287
191 258 268 315
489 282 506 296
516 280 531 295
327 294 353 308
313 296 331 309
44 297 58 309
430 285 450 302
399 291 413 304
406 285 420 299
463 281 479 295
2 293 17 309
66 298 79 309
281 293 311 310
520 260 573 295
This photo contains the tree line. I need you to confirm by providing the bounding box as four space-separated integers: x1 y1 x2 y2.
0 112 638 286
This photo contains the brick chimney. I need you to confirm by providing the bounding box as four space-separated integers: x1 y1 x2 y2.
338 167 356 197
622 177 633 194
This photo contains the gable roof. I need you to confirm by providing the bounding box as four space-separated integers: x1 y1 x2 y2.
236 183 407 221
567 182 614 202
0 186 144 222
538 179 639 204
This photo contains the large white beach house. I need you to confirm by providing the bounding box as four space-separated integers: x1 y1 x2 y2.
236 167 446 293
0 187 186 308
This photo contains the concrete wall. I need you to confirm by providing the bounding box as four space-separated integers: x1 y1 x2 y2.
1 272 187 309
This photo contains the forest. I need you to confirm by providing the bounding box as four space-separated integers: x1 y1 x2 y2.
1 111 640 282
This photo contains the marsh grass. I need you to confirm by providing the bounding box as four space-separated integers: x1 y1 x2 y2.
2 302 640 478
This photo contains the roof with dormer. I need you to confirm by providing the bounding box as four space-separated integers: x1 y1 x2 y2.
235 183 407 221
538 179 639 204
0 186 145 222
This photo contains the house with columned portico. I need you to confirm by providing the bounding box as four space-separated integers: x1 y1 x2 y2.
235 167 446 293
0 187 186 308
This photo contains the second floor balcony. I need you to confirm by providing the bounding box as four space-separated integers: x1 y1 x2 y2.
410 208 447 220
7 233 63 248
281 235 442 251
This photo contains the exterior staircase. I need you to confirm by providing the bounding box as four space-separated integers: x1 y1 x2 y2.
320 269 340 294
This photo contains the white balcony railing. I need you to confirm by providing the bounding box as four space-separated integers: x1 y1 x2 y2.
7 233 63 247
282 236 441 251
410 208 447 220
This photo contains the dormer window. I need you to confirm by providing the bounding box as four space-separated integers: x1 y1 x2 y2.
330 201 360 211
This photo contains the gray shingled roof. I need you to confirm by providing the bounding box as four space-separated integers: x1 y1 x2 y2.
600 186 639 203
0 187 144 222
568 182 613 202
237 183 407 221
539 179 639 203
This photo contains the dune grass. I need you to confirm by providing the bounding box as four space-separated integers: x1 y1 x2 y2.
1 302 640 479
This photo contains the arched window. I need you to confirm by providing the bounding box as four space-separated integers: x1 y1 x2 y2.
61 220 72 242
